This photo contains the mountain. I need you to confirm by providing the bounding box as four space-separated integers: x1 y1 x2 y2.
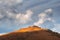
0 25 60 40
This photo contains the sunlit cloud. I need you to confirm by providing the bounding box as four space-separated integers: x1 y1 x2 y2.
15 10 33 24
0 33 7 36
34 8 53 26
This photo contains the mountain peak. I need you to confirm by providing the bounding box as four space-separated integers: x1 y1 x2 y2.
0 26 60 40
15 25 47 32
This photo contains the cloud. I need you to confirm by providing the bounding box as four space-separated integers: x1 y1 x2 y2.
51 24 60 33
0 33 7 36
0 14 4 19
0 0 23 6
1 9 33 25
34 8 53 26
6 11 16 19
15 0 23 3
44 8 52 13
0 0 34 27
15 10 33 24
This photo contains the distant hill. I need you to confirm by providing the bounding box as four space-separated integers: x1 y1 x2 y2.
0 25 60 40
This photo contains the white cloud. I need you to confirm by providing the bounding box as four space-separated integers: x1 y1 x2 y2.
0 0 23 6
51 24 60 33
6 11 16 18
47 18 55 23
15 10 33 24
15 0 23 3
38 13 46 18
34 8 53 26
47 18 51 21
0 33 7 36
0 14 4 19
34 18 45 26
44 8 52 13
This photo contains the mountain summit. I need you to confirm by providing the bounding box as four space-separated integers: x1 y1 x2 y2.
15 25 47 32
0 26 60 40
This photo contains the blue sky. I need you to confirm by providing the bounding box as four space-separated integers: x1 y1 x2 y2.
0 0 60 33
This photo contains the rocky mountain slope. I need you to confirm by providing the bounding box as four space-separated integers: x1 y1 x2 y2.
0 25 60 40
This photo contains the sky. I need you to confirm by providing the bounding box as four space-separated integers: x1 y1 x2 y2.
0 0 60 33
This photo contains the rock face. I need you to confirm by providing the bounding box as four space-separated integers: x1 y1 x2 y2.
0 25 60 40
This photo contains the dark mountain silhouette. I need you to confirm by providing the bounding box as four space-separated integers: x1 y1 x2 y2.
0 25 60 40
